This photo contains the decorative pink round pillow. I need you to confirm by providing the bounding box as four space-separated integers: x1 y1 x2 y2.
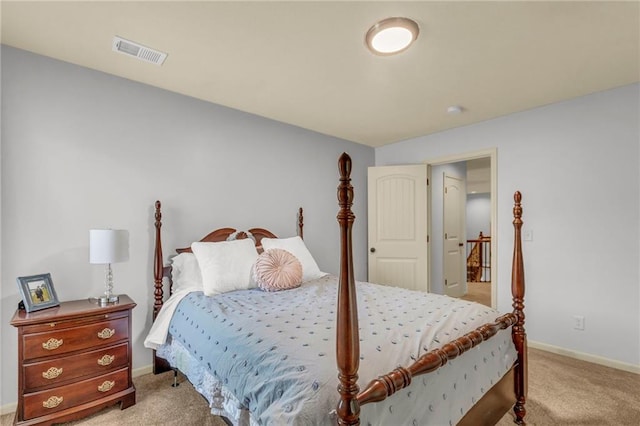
253 249 303 292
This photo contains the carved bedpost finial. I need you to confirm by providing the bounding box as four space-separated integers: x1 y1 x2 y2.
513 191 522 224
338 152 352 181
335 152 360 425
337 153 355 223
153 201 164 320
298 207 304 240
511 191 527 424
155 200 162 222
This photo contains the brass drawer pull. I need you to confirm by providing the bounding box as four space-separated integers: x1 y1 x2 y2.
98 380 115 392
97 354 115 366
42 396 63 408
97 328 115 339
42 338 63 350
42 367 63 379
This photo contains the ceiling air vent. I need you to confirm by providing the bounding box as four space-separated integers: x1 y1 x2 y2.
112 36 167 66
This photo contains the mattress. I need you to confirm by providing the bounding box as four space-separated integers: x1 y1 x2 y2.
153 275 517 425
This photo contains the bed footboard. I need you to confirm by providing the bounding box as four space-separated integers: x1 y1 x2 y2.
356 313 517 406
334 153 527 425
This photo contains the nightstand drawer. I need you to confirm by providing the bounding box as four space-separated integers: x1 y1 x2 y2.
23 367 130 420
24 342 129 390
23 317 129 360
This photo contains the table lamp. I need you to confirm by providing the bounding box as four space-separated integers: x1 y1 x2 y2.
90 229 129 305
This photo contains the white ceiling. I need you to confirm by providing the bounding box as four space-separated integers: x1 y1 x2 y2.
1 1 638 147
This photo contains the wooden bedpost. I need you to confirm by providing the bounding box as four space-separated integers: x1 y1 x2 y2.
153 200 164 320
153 200 171 375
298 207 304 239
511 191 528 424
336 153 360 425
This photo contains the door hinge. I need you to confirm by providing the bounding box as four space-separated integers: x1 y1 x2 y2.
445 232 448 239
427 235 430 243
427 178 430 186
445 279 448 286
445 187 448 194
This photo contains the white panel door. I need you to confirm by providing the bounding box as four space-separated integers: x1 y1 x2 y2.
443 174 466 297
368 165 428 291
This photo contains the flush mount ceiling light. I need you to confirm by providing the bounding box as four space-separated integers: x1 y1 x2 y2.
366 17 419 56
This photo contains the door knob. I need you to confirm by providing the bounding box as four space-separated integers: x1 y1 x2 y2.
370 247 376 253
458 243 464 247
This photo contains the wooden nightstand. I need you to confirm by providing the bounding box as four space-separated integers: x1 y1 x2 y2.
10 295 136 426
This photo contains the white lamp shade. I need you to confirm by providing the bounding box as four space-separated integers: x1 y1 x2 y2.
90 229 130 264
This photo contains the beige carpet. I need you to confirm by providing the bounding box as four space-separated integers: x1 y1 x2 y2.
2 348 638 425
460 281 492 307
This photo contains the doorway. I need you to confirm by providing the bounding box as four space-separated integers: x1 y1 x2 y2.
426 149 496 308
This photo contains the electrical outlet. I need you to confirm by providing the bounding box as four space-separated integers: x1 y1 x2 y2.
572 315 585 331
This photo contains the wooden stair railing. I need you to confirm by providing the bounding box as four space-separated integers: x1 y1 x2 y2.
466 232 491 282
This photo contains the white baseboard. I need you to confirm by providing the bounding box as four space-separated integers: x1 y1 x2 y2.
0 403 16 417
529 340 640 374
133 364 153 377
0 365 155 416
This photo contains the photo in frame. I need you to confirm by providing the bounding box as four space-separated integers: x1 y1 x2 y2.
16 273 60 312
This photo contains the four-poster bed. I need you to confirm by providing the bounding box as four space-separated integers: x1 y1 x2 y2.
145 153 527 425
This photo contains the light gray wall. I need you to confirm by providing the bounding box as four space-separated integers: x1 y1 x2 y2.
0 44 4 406
430 161 466 295
467 193 491 240
376 83 640 368
0 46 374 408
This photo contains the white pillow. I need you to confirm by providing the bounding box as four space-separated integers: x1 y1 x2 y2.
191 239 258 296
261 236 326 282
170 253 203 292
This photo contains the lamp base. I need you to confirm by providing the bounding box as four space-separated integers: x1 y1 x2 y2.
90 294 120 307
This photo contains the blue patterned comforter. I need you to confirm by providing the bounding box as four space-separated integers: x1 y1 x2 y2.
165 275 516 425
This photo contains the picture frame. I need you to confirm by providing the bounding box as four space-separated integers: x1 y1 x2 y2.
16 273 60 312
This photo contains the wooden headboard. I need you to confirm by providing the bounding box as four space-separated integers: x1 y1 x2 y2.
152 201 304 318
174 228 278 254
151 201 304 374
